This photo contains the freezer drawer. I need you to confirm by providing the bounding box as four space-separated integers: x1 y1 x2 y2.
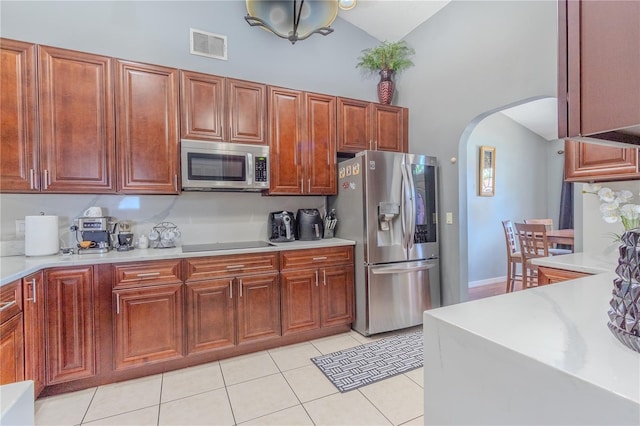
366 259 440 335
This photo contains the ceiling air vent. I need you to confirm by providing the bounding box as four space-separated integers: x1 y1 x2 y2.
190 28 227 60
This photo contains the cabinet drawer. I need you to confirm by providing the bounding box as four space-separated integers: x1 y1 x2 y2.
185 253 278 282
280 246 353 270
0 280 22 323
113 260 182 288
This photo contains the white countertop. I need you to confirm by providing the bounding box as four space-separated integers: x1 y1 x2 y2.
423 250 639 424
0 238 355 287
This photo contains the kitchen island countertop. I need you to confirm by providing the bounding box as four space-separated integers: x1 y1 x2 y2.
0 238 355 287
423 251 639 425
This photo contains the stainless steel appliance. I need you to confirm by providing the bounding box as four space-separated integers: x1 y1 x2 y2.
75 217 114 254
181 140 269 191
296 209 324 241
328 150 440 336
268 211 296 242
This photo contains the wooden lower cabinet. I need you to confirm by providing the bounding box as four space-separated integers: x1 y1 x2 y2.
537 266 591 286
184 254 280 355
280 247 354 335
23 271 46 396
45 267 96 384
0 280 24 385
113 283 183 370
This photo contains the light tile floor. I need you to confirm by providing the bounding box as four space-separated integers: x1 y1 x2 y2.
35 327 424 426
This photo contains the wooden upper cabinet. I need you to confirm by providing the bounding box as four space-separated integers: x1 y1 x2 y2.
180 70 225 141
337 98 371 153
564 140 640 182
116 60 179 194
38 45 116 193
559 0 640 139
269 88 337 195
304 92 336 195
269 87 304 194
337 97 407 153
373 104 407 153
0 39 38 192
227 78 268 145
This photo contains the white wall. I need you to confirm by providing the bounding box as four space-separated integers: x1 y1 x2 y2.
401 1 558 304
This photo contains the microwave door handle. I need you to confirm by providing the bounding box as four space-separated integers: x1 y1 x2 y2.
247 153 254 184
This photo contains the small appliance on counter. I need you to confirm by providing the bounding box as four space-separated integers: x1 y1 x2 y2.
296 209 324 241
268 211 296 242
73 216 114 254
113 220 135 251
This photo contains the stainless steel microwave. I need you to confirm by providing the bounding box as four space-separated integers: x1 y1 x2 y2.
180 140 269 191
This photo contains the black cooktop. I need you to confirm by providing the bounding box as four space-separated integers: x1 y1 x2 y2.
181 241 274 253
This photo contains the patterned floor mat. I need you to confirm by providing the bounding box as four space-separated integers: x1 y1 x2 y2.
311 330 423 392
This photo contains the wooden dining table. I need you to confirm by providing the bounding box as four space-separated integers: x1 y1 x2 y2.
547 229 575 247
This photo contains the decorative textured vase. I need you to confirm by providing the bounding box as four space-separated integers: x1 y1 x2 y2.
377 69 395 105
608 229 640 352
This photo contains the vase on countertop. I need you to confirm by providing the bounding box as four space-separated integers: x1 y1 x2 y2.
608 229 640 352
377 69 395 105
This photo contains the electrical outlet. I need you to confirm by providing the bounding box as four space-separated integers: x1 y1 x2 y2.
446 212 454 225
15 219 25 237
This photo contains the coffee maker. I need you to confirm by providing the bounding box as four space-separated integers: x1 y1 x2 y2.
75 217 114 254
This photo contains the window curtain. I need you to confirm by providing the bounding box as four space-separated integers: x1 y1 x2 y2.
558 172 573 249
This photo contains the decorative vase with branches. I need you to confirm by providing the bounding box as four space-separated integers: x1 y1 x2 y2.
356 40 415 105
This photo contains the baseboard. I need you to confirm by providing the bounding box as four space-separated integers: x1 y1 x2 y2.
468 276 506 288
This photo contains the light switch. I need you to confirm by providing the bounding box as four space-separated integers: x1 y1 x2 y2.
446 212 453 225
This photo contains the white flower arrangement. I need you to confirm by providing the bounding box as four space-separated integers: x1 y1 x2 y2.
583 184 640 231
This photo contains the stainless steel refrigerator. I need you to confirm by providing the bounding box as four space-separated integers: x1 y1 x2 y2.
328 150 440 336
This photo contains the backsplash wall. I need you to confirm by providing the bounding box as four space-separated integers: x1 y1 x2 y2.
0 193 325 255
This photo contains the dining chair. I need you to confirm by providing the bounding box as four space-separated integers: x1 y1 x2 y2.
501 220 522 293
515 222 550 289
524 218 572 255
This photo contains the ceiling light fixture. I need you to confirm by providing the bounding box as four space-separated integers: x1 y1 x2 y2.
338 0 357 11
245 0 339 44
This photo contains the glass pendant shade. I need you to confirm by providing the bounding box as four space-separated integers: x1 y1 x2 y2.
245 0 339 44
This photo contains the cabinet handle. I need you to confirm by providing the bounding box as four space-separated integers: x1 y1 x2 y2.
31 278 36 303
136 272 161 278
229 280 233 298
313 256 327 261
373 139 377 150
239 279 243 297
0 301 16 311
300 178 303 193
308 179 310 193
174 174 178 191
226 265 245 270
43 169 49 190
29 169 35 190
323 269 327 286
116 293 120 314
315 270 319 287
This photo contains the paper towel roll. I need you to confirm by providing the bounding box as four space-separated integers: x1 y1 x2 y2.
25 215 59 256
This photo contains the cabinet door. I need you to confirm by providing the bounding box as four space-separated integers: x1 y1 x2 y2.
23 271 46 396
0 313 24 385
38 45 115 193
45 266 95 384
337 98 371 153
236 273 280 344
537 266 590 286
185 278 235 355
0 39 38 192
305 92 337 195
227 78 267 145
180 70 225 141
116 60 179 194
564 140 640 182
561 1 640 138
269 87 303 194
113 283 183 370
320 265 354 328
372 104 407 153
280 269 320 335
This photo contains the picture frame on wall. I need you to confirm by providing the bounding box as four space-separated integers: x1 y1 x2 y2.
479 145 496 197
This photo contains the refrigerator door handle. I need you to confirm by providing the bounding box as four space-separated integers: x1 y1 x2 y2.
405 162 416 252
370 262 436 274
400 158 411 250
